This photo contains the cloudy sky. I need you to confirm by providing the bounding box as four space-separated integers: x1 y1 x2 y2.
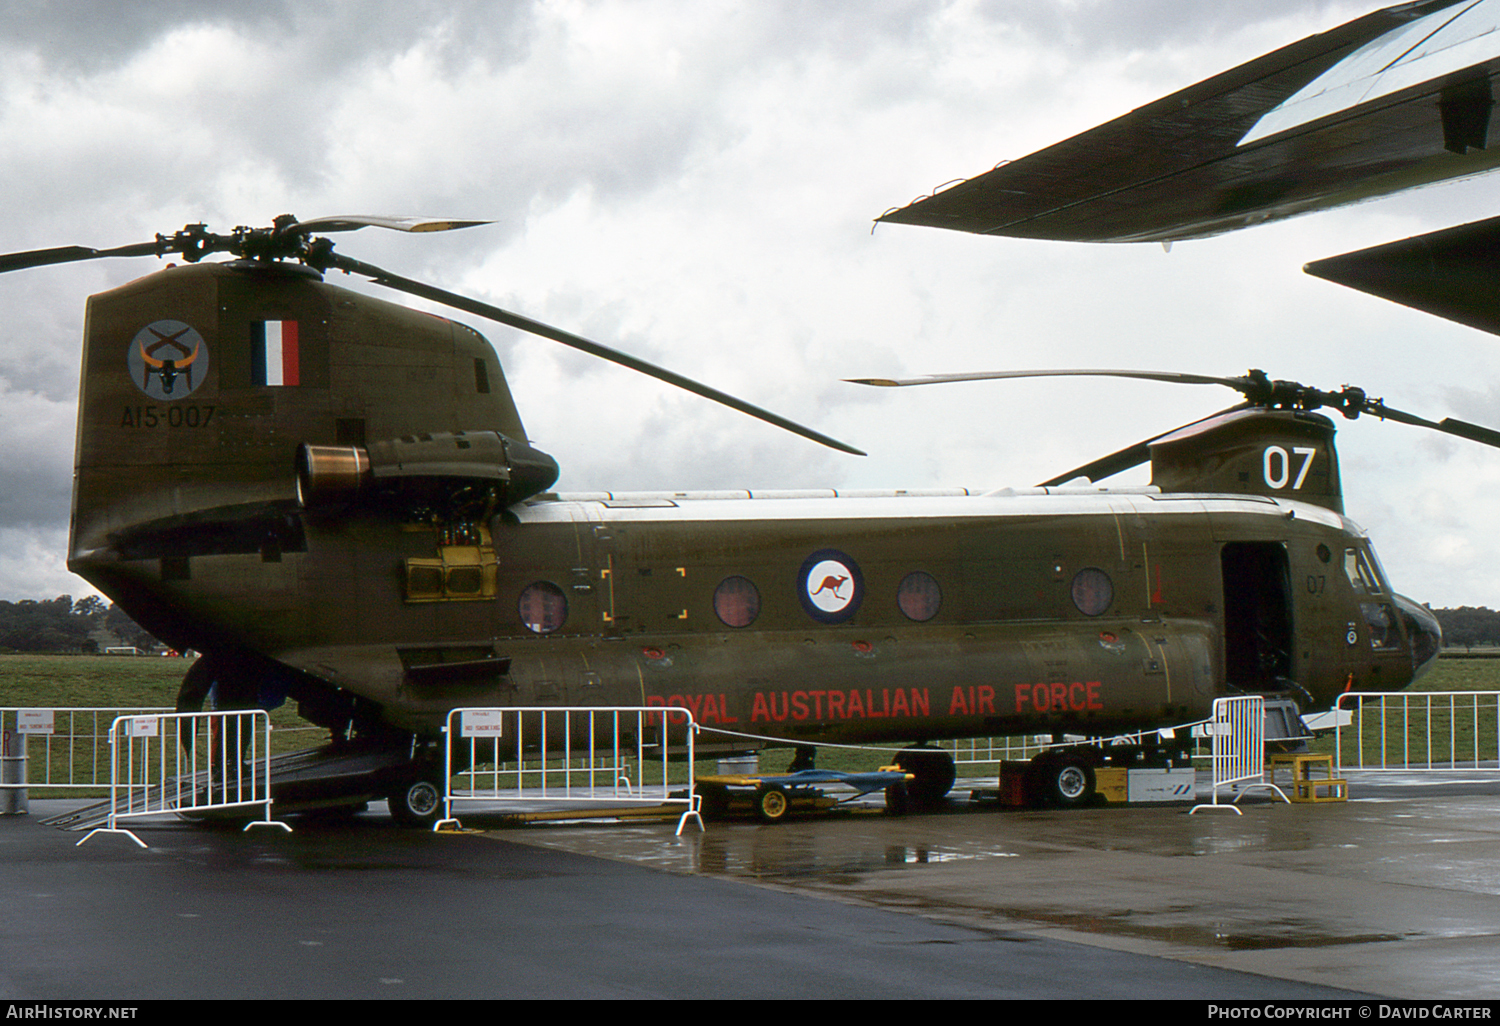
2 0 1499 609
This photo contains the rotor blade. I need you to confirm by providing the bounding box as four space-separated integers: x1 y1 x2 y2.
0 239 162 274
1037 440 1153 487
291 215 492 235
847 369 1245 388
1037 404 1252 486
1364 402 1500 450
1440 418 1500 448
327 252 865 456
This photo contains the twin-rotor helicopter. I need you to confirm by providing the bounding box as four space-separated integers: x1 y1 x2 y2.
7 0 1498 821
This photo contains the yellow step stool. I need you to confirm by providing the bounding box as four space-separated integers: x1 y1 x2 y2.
1267 753 1347 803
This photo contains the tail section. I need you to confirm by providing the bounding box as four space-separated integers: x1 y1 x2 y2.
1149 409 1342 512
70 259 553 647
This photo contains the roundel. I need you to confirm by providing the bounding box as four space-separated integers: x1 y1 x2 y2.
127 320 209 400
798 548 863 624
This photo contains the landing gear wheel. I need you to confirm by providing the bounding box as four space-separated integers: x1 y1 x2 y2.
1029 756 1095 808
755 785 790 823
884 780 910 817
388 775 443 827
895 747 955 804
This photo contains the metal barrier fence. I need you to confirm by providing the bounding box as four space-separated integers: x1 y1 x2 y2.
1190 695 1288 814
940 735 1051 767
1334 691 1500 772
437 706 703 835
78 710 291 848
1 707 174 807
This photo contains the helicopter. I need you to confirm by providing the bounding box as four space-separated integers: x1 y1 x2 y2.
0 211 1478 824
8 0 1500 824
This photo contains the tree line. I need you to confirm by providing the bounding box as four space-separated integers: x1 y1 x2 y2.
0 596 158 654
1429 607 1500 650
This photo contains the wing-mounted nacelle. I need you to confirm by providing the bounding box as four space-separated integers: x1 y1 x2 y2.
296 431 560 515
1150 409 1342 512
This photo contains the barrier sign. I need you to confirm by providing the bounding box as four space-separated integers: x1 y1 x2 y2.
461 709 503 737
126 716 159 738
18 709 53 734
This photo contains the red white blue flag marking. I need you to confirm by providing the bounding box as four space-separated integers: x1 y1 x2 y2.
251 320 299 386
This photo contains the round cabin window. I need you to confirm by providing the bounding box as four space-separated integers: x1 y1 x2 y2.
1070 567 1113 617
713 575 761 628
897 571 942 622
519 581 568 634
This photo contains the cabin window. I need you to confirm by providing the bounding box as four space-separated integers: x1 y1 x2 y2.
519 581 568 633
713 575 760 628
1344 548 1382 594
897 571 942 621
1071 567 1113 616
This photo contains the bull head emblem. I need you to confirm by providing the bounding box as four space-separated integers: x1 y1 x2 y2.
138 326 201 395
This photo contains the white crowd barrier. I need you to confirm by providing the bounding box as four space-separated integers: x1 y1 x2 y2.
437 706 703 835
1190 695 1289 815
1 707 174 807
78 710 291 848
1335 691 1500 772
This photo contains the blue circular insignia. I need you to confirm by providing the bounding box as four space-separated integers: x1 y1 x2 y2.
798 548 863 624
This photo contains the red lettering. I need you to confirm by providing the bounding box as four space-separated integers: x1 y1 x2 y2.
769 692 788 722
791 691 809 721
948 686 969 716
751 693 770 723
1014 684 1031 713
891 689 909 718
720 694 738 723
1069 682 1084 711
977 685 995 715
847 689 865 718
911 689 929 716
828 690 846 719
809 690 826 719
1050 682 1067 710
646 695 666 727
1087 681 1102 711
701 693 721 724
1033 683 1049 712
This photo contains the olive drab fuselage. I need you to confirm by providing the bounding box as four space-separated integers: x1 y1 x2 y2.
69 262 1440 744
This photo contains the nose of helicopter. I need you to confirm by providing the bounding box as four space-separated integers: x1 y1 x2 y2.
1395 593 1442 682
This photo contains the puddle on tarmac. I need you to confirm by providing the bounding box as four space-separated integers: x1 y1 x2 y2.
981 906 1411 951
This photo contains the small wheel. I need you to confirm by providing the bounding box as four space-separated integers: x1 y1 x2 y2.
895 747 955 803
755 785 790 823
389 775 443 827
1030 756 1095 808
884 780 910 817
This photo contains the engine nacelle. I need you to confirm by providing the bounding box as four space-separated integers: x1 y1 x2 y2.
297 431 559 511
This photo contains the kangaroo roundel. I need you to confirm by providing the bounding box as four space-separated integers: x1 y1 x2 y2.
799 549 863 623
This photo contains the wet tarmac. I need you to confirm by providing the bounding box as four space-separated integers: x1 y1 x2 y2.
3 772 1499 999
487 772 1500 999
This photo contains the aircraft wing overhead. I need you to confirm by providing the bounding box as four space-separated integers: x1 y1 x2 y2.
1306 213 1500 336
878 0 1500 243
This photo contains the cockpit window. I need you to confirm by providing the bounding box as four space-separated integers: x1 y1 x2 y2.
1343 548 1383 595
1361 602 1401 650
